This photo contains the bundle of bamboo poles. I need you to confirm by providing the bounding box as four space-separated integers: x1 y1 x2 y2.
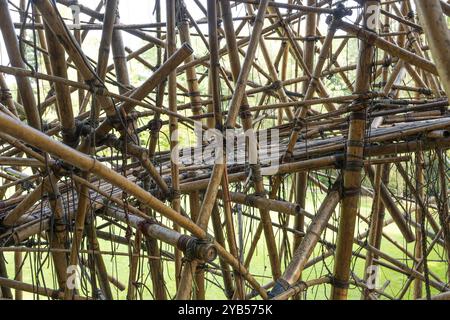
0 0 449 301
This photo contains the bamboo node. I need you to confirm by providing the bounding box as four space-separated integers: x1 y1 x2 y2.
346 140 365 148
344 159 365 172
348 112 367 121
329 276 349 290
239 106 252 120
341 187 362 198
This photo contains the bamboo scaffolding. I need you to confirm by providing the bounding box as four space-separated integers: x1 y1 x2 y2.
0 0 449 301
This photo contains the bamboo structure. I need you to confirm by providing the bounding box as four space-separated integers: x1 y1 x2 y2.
0 0 449 301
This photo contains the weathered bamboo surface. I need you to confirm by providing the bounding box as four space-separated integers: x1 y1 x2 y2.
0 0 449 300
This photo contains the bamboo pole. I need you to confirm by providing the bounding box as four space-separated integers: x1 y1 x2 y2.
0 277 89 300
332 0 380 300
414 152 425 299
166 0 183 290
361 164 385 299
415 0 450 97
436 149 450 278
0 0 41 130
220 0 281 282
176 0 226 299
44 24 77 147
225 0 270 127
293 0 317 271
270 179 341 298
1 0 450 301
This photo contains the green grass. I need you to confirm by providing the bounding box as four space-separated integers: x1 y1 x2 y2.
2 193 448 300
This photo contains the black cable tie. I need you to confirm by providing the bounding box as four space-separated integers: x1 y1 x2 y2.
329 276 350 289
346 140 365 148
148 119 163 133
268 278 291 299
341 187 362 198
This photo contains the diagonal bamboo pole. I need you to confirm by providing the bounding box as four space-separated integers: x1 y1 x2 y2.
225 0 270 128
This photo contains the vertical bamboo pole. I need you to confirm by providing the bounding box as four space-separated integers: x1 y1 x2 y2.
0 254 13 299
85 217 113 300
437 149 450 278
111 1 130 95
177 4 205 295
46 173 69 291
220 0 281 281
87 1 120 300
109 0 138 144
33 11 52 78
64 0 117 300
332 0 379 300
211 203 235 298
175 0 226 299
279 40 289 125
0 73 18 117
166 0 182 288
294 0 317 270
0 0 41 130
44 24 77 146
96 0 118 81
361 164 384 299
126 230 141 300
146 237 167 300
177 2 204 139
413 152 425 299
14 252 23 300
415 0 450 97
71 0 85 108
138 176 166 300
189 192 205 300
220 174 246 299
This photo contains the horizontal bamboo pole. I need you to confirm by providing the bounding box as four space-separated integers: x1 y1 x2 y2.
0 277 89 300
217 191 301 216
